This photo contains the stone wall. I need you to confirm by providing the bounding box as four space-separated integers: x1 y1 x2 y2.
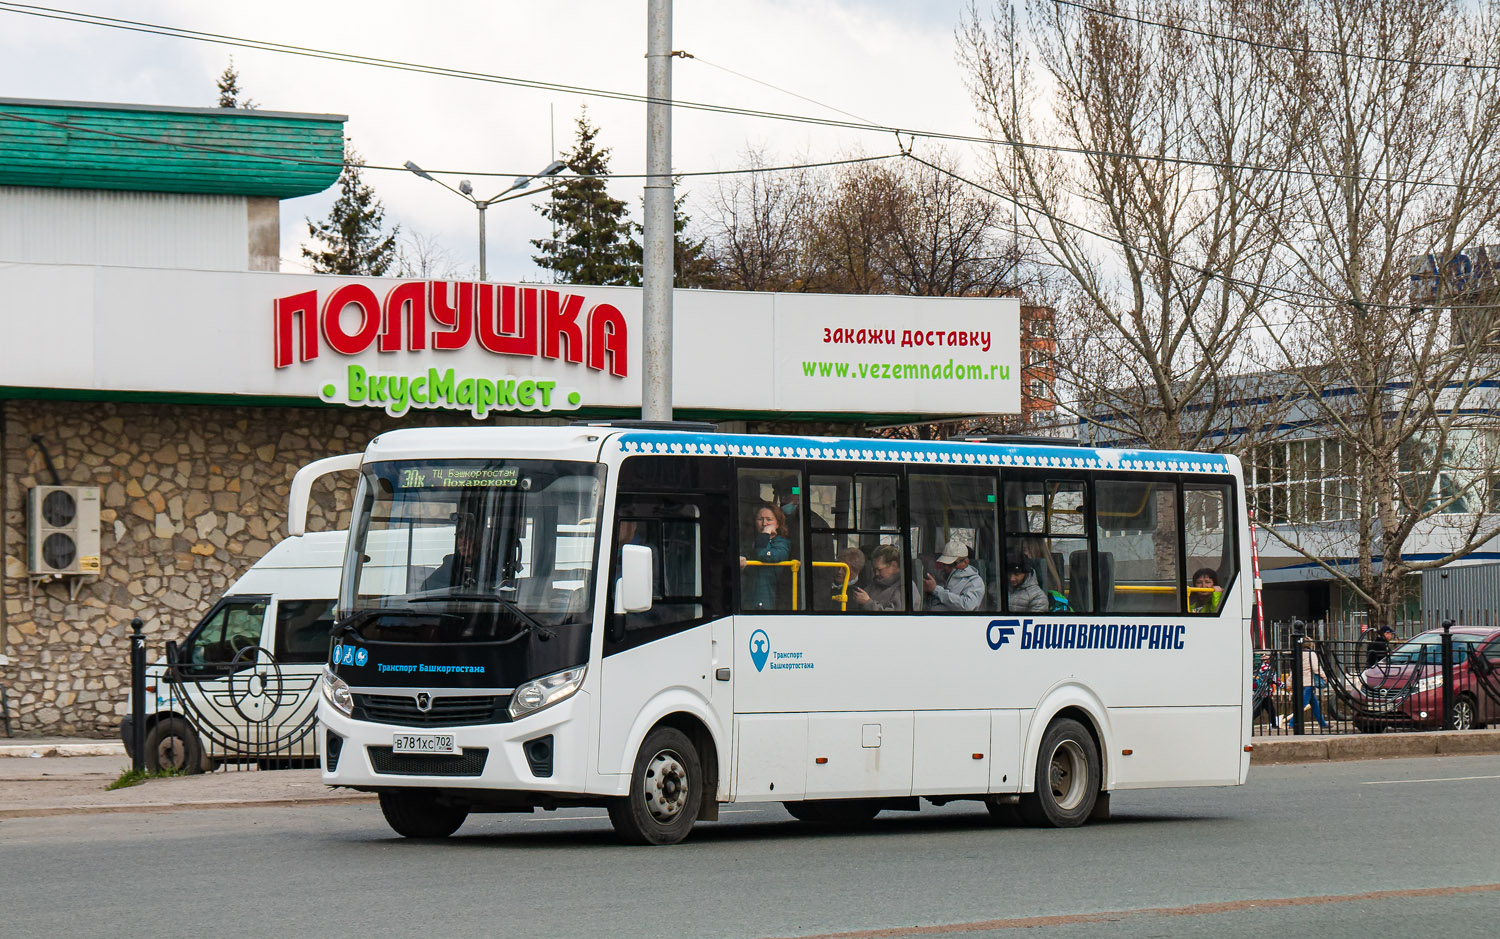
0 399 459 736
0 400 864 736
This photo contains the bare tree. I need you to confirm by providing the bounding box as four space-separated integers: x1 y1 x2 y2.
395 229 460 279
881 152 1021 298
959 0 1292 451
1252 0 1500 628
700 149 823 291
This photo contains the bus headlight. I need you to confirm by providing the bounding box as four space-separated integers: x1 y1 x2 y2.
510 666 587 720
321 669 354 717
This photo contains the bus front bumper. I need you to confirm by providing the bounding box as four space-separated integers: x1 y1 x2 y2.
319 692 594 796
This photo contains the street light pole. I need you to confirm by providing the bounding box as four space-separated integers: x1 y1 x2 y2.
405 159 567 281
642 0 675 421
476 201 488 282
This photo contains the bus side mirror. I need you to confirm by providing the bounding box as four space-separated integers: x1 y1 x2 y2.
617 545 654 614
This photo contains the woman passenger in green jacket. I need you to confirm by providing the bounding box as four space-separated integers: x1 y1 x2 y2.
740 502 790 611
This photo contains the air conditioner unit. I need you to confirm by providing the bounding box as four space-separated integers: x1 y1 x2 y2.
28 486 101 576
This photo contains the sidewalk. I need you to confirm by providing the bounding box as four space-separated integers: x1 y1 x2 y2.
0 739 373 819
2 728 1498 819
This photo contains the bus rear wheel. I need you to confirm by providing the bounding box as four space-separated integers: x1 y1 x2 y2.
1018 718 1100 828
783 799 881 826
608 726 702 845
378 790 469 839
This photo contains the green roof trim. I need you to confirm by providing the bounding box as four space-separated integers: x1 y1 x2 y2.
0 98 346 198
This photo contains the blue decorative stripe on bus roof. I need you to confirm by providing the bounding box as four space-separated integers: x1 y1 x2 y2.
613 433 1233 474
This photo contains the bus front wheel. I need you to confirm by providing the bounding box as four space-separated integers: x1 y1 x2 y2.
1018 718 1100 828
378 790 469 839
608 726 703 845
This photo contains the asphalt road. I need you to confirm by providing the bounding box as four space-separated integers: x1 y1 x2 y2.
3 755 1498 939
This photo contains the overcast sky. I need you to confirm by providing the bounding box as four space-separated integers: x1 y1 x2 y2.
0 1 992 281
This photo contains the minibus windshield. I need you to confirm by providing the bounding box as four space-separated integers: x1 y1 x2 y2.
344 459 605 638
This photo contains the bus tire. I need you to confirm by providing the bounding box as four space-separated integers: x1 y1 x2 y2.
608 726 702 845
783 799 881 826
144 716 204 775
378 790 468 839
1018 718 1100 828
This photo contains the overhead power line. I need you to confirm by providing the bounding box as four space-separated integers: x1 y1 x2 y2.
903 152 1492 317
0 108 903 181
1 2 1494 194
1051 0 1500 71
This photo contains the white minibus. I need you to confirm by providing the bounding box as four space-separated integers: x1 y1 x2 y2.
318 423 1252 843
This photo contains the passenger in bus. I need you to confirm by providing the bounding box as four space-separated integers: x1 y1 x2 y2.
831 546 866 609
1005 554 1049 613
923 541 985 612
1190 568 1222 613
774 478 835 596
852 544 904 612
422 514 480 591
740 502 791 611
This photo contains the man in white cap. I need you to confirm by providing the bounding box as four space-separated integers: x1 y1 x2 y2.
923 539 985 611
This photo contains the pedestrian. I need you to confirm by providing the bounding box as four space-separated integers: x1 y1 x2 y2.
1300 636 1330 729
1252 653 1280 729
1364 625 1396 668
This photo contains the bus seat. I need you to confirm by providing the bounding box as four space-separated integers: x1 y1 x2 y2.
1027 555 1049 592
1067 550 1116 612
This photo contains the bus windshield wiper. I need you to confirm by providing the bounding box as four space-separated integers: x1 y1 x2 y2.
335 607 463 638
406 593 555 640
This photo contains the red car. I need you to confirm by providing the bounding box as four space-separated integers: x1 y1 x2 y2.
1352 626 1500 732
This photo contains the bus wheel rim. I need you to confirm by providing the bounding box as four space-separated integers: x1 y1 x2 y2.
1048 739 1087 811
643 748 688 823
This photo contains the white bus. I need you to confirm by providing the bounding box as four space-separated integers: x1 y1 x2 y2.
318 423 1252 844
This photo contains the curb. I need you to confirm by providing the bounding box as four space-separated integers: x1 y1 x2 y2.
0 742 125 759
1251 728 1500 764
0 793 376 819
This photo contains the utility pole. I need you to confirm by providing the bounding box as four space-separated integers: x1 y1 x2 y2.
642 0 674 421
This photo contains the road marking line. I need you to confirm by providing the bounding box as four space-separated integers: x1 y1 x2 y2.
758 883 1500 938
1363 774 1500 785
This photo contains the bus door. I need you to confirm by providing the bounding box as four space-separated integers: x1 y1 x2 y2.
599 489 733 778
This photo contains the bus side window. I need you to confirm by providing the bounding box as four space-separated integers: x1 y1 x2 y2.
1002 477 1091 613
1096 480 1182 613
909 472 999 613
737 467 804 612
808 473 902 612
611 496 716 637
1184 483 1236 614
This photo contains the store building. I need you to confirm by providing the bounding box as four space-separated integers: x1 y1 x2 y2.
0 98 1024 735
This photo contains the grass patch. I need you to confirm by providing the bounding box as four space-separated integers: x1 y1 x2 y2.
106 766 184 790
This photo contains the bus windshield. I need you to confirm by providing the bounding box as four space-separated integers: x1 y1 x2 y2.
344 459 605 637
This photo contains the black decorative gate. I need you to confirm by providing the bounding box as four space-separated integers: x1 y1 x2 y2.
159 645 320 772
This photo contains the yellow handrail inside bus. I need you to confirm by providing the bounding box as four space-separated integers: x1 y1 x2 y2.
810 561 853 611
742 559 801 610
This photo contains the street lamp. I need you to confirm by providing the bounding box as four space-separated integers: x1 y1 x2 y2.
404 159 569 281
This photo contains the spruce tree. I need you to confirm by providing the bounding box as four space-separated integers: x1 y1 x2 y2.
532 111 637 285
215 58 257 109
303 149 399 276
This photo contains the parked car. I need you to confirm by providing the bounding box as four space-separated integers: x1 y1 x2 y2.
1350 626 1500 731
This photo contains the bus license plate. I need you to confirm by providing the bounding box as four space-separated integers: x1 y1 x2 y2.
392 734 456 754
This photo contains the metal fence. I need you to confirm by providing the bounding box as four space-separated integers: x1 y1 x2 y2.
127 618 320 774
1253 619 1500 737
